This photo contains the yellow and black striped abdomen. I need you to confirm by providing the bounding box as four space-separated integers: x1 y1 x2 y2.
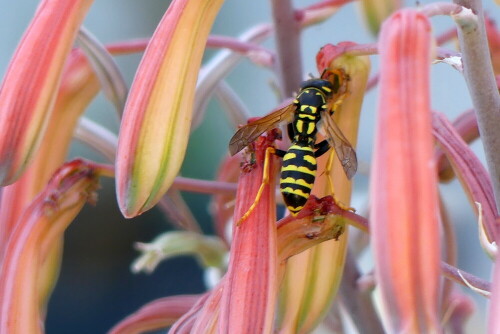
279 144 317 215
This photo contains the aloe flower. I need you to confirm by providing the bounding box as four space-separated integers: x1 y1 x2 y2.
0 0 93 186
219 133 280 333
116 0 224 218
0 41 147 313
1 0 500 332
370 9 441 332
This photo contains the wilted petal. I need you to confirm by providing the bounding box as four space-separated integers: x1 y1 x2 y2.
0 0 93 185
116 0 224 217
436 109 478 182
0 159 109 334
108 295 199 334
370 9 441 332
432 112 498 241
276 196 352 260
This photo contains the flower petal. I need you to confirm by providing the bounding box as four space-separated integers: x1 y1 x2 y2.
0 41 148 262
432 112 497 241
116 0 224 217
218 133 280 333
0 0 93 185
370 9 441 332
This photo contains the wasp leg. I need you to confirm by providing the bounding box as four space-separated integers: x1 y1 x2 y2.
314 140 330 158
237 146 280 225
324 148 356 212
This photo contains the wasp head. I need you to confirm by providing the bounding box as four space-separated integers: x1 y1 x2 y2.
299 78 334 98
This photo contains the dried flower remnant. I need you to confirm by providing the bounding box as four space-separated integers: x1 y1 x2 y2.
370 9 441 333
0 160 111 334
116 0 224 218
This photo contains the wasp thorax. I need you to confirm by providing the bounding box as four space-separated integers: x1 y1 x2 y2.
299 79 334 97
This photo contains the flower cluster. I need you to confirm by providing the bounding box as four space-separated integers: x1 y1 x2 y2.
1 0 500 333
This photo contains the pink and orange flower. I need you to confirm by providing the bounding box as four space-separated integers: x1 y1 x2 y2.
0 0 499 332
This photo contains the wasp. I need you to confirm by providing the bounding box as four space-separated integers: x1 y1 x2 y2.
229 70 357 219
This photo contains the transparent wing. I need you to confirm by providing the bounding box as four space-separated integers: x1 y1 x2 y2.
228 104 295 156
319 112 358 179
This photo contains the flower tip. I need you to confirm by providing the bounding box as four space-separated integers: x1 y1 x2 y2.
316 42 357 72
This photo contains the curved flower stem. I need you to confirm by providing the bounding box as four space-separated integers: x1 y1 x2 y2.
441 262 491 295
339 42 378 56
452 0 500 213
300 0 355 11
271 0 303 96
207 35 275 59
172 177 237 195
420 2 463 17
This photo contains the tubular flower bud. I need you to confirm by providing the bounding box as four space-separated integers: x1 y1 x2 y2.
116 0 224 217
0 0 93 185
370 9 441 333
219 133 280 334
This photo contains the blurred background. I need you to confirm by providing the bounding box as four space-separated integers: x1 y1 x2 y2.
1 0 499 332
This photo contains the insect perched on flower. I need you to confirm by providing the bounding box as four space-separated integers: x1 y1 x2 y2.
229 70 357 220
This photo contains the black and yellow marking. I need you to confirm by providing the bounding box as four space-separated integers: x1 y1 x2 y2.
279 144 317 216
229 72 358 221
